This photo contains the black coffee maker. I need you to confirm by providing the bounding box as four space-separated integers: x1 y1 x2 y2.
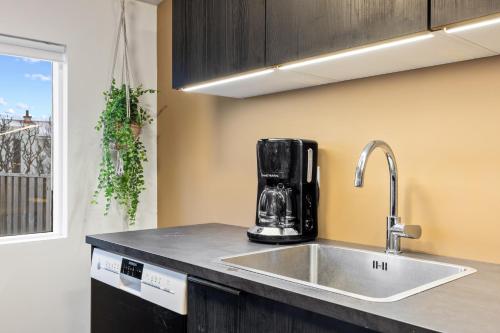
247 139 319 243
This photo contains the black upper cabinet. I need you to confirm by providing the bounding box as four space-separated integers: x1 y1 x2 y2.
431 0 500 29
173 0 498 90
172 0 427 88
172 0 266 89
265 0 428 66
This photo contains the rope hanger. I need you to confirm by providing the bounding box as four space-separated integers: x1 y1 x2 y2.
110 0 135 177
110 0 133 118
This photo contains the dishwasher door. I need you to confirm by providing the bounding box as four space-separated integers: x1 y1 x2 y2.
91 278 186 333
90 249 187 333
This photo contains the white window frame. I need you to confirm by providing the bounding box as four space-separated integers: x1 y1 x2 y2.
0 34 67 245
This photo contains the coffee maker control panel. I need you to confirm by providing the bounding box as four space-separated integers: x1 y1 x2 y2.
304 193 313 231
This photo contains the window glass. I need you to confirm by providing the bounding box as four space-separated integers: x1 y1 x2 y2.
0 54 53 236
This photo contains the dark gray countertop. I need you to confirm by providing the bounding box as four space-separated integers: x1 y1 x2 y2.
86 223 500 333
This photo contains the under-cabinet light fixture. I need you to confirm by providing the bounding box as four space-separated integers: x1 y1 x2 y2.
279 33 434 71
444 17 500 34
181 68 275 92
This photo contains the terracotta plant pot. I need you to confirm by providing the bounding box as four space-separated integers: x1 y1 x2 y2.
131 123 142 139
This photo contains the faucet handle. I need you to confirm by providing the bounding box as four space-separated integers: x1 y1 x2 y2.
391 223 422 239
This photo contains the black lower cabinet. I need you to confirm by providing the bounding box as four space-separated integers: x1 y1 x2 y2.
187 277 375 333
240 292 373 333
187 276 241 333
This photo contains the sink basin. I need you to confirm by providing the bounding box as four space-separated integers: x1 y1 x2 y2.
219 244 476 302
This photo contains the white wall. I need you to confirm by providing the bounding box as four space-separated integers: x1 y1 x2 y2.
0 0 157 332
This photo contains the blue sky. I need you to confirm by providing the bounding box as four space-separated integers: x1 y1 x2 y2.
0 54 52 120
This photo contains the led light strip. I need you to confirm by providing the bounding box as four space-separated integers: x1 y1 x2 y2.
181 68 275 92
180 33 435 92
279 33 434 71
444 16 500 34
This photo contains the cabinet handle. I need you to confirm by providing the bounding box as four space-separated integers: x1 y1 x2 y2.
188 276 240 296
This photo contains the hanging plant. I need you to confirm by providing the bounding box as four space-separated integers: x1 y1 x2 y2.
92 81 155 224
92 0 156 224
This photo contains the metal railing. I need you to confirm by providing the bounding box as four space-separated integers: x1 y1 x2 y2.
0 173 52 237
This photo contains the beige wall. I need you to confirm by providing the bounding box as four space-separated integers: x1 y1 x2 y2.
159 0 500 264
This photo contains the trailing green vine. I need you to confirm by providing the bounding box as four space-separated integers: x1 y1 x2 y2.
92 80 155 224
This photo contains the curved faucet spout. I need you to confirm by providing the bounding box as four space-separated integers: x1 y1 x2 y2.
354 140 398 217
354 140 421 254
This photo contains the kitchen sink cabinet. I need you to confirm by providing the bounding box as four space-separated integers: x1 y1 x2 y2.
187 277 373 333
239 292 375 333
265 0 428 66
187 277 241 333
431 0 500 28
172 0 266 89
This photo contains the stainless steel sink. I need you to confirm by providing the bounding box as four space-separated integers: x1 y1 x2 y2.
219 244 476 302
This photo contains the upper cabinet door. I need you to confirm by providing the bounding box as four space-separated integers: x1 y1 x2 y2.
431 0 500 29
266 0 428 66
172 0 266 89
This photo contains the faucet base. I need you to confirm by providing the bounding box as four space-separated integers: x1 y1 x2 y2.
386 216 402 253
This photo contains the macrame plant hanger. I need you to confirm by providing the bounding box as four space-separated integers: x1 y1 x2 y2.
110 0 133 176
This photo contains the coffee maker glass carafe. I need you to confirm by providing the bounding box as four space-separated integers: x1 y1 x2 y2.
257 183 295 228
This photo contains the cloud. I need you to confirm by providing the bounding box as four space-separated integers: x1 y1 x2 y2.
24 73 51 81
21 57 43 63
16 103 30 110
0 97 6 106
13 56 43 63
5 108 16 114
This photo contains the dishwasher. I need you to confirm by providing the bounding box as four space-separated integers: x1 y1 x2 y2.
90 248 187 333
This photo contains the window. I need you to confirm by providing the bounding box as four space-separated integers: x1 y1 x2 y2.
0 34 66 243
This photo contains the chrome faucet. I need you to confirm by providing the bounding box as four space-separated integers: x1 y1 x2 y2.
354 140 421 254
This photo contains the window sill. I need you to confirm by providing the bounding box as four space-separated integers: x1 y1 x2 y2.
0 231 67 245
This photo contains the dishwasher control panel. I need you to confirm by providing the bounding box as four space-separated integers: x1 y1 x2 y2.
121 259 144 279
103 260 121 274
142 269 170 290
91 248 187 314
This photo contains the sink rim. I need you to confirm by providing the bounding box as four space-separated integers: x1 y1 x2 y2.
217 243 477 302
